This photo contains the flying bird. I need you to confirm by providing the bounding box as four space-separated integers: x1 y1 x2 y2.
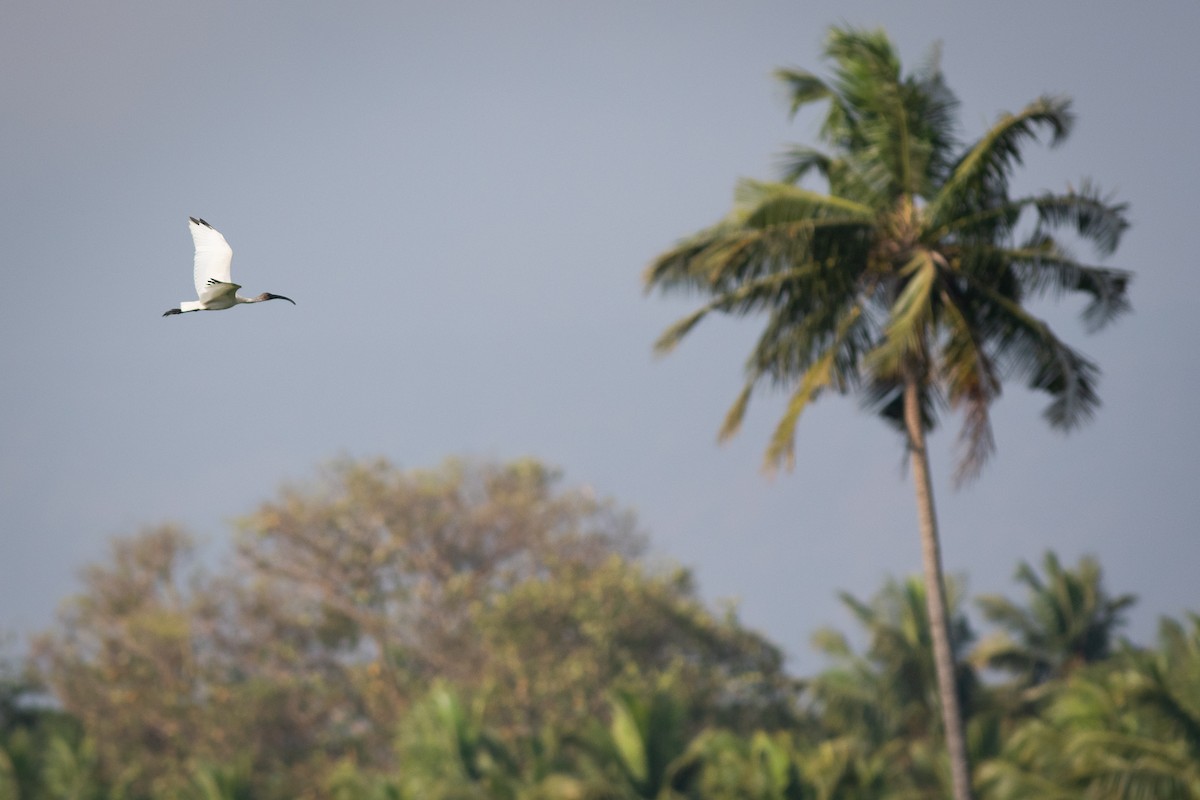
163 217 295 316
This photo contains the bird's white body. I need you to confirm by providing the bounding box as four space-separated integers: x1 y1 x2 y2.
164 218 294 316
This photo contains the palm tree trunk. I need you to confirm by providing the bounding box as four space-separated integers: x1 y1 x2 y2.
903 375 974 800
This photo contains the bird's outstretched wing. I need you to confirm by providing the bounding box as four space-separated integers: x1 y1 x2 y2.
189 217 234 302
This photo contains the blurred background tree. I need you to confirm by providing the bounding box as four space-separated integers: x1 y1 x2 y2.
973 551 1135 696
31 458 795 798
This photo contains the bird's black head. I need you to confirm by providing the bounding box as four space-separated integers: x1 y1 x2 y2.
257 293 296 305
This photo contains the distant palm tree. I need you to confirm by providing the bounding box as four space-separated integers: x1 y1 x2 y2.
645 26 1131 800
395 684 524 800
974 551 1135 692
685 729 809 800
979 614 1200 799
808 577 978 798
582 688 704 799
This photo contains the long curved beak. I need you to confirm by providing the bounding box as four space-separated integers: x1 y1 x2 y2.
265 293 296 305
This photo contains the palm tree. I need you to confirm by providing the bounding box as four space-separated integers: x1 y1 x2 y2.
644 26 1131 800
395 683 596 800
579 688 704 799
974 551 1136 692
685 729 810 800
979 614 1200 799
394 684 525 799
808 577 979 798
183 761 259 800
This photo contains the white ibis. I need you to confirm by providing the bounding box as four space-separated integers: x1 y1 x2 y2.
163 217 295 316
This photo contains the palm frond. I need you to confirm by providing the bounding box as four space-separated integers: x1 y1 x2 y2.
823 27 902 100
718 381 755 442
645 226 792 292
902 40 961 187
932 199 1025 244
811 626 855 659
865 251 939 375
930 95 1075 226
697 228 801 287
969 237 1132 332
808 28 924 196
764 304 865 471
811 27 965 199
823 151 895 207
776 145 833 185
1034 180 1130 257
974 285 1101 431
972 631 1043 673
838 76 920 197
735 179 876 224
837 589 878 629
874 108 922 197
646 211 873 298
774 68 833 117
651 269 823 354
975 595 1039 639
938 282 1001 484
652 305 714 356
643 219 744 289
1014 557 1049 594
745 271 872 390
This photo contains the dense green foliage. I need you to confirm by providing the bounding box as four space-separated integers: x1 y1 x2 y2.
3 458 1194 799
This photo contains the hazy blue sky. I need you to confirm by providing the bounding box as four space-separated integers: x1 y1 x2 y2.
3 1 1197 671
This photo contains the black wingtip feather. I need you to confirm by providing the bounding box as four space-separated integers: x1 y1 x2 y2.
188 217 212 228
